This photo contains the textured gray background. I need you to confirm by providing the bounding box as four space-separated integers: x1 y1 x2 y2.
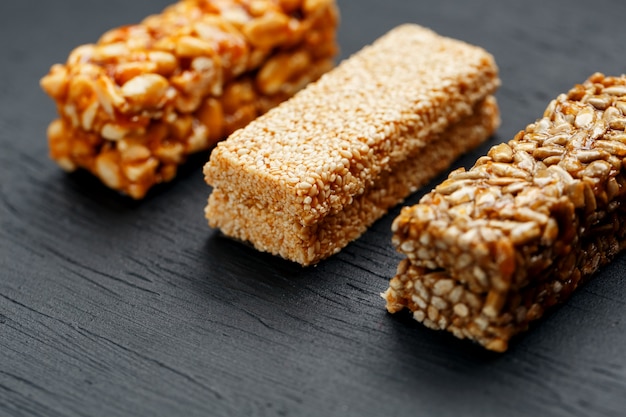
1 0 626 416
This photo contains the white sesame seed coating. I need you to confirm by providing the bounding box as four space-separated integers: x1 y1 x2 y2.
204 23 500 265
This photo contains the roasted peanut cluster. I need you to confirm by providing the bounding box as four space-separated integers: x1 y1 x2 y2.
385 73 626 351
41 0 339 198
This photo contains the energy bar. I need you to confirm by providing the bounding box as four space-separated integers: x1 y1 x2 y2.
204 24 500 265
40 0 339 198
384 73 626 351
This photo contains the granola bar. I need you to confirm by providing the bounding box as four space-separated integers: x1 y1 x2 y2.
40 0 339 199
204 24 500 265
384 73 626 351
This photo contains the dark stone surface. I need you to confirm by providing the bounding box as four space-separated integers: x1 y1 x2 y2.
1 1 625 416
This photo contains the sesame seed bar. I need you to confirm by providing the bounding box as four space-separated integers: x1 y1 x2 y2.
384 73 626 352
204 24 501 265
40 0 338 199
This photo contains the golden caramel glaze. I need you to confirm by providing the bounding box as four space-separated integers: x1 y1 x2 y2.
40 0 339 198
385 73 626 351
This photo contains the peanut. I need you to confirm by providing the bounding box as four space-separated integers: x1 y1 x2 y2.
95 151 122 189
242 13 291 49
196 98 224 143
121 73 170 111
257 50 311 95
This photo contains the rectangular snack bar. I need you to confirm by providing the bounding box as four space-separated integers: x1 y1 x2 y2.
204 24 501 265
40 0 338 199
384 73 626 352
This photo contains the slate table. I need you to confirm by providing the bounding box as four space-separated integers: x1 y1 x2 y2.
2 0 626 416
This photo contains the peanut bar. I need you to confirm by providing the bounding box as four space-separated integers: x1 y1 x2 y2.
384 73 626 351
40 0 339 198
204 24 500 265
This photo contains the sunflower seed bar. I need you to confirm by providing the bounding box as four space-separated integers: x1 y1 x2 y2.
204 24 500 265
384 73 626 352
40 0 338 199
